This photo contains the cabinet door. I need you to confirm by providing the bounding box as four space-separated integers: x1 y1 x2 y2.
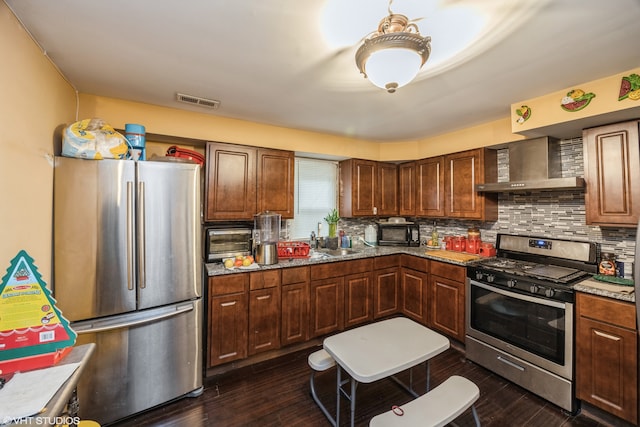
208 292 248 367
281 282 309 346
583 121 640 226
248 287 281 355
340 159 377 217
398 161 416 216
309 277 344 337
205 143 256 221
400 268 428 324
373 267 400 319
377 162 399 216
444 149 497 220
576 316 638 423
257 148 295 219
416 156 445 217
429 275 465 341
344 272 373 328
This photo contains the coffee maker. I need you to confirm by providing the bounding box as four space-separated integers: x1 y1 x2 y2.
253 211 281 265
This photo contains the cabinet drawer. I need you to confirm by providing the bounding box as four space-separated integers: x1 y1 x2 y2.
401 255 429 273
577 292 636 330
311 261 346 280
209 273 249 296
374 255 401 270
344 258 373 275
430 260 466 282
281 266 310 285
250 269 280 290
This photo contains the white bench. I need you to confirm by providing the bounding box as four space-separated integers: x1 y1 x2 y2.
369 375 481 427
309 349 337 426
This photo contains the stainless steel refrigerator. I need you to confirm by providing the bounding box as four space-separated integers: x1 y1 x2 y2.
53 156 203 425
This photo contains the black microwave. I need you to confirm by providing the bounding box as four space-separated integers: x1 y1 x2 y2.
377 222 420 246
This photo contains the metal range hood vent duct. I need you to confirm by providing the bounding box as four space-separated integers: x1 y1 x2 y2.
476 137 585 192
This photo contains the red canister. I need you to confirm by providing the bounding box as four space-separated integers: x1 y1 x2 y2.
479 242 496 257
466 238 481 254
452 236 466 252
443 236 453 250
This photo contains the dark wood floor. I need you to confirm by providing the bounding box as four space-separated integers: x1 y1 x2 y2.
111 345 627 427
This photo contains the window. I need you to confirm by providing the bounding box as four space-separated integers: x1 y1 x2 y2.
289 158 338 239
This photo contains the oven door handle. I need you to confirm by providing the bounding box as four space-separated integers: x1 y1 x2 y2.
470 280 566 309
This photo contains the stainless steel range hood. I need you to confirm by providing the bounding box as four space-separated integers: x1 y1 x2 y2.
475 136 585 192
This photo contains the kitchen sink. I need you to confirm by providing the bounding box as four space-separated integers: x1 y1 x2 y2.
319 248 360 257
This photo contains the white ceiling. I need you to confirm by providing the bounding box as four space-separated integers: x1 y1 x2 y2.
6 0 640 142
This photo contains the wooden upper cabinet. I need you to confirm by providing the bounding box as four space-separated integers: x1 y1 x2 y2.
377 162 399 216
444 148 497 221
340 159 377 217
398 162 416 216
205 143 294 221
583 120 640 227
257 148 295 219
205 142 256 221
416 156 445 217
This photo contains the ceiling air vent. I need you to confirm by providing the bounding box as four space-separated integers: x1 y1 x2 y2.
176 93 220 109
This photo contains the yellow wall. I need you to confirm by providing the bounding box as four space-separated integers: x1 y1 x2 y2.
0 2 77 284
79 93 520 162
511 67 640 134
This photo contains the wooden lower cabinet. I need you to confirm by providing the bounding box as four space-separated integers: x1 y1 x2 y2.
281 266 310 346
429 261 465 342
344 271 373 328
248 287 281 355
401 269 428 324
373 268 400 318
576 292 638 424
309 277 344 338
208 292 248 367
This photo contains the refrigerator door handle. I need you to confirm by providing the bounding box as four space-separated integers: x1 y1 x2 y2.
127 181 135 291
137 181 146 289
73 303 195 334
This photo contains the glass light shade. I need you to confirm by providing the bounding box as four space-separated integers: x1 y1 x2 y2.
365 48 423 92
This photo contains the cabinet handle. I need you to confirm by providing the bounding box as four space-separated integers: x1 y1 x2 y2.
221 301 237 307
256 295 271 300
594 330 621 341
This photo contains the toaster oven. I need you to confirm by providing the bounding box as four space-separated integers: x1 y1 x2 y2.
204 223 253 262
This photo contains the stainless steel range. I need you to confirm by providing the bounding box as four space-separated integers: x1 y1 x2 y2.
466 234 599 414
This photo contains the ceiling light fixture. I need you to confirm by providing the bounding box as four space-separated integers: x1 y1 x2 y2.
355 3 431 93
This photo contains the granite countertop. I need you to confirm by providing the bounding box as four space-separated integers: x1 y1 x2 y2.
205 246 636 303
205 245 482 277
573 276 635 303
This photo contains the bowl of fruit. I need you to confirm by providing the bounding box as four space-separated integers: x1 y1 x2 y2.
223 255 258 270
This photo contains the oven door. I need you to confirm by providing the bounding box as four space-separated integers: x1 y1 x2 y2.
466 279 573 380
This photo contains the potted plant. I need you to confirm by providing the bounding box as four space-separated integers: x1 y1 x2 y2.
324 209 340 249
324 208 340 237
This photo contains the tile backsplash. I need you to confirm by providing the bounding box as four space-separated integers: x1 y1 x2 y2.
339 138 637 279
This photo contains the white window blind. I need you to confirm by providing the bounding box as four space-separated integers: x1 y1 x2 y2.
290 158 338 239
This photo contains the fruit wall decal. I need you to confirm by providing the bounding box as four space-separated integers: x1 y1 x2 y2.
619 73 640 101
515 105 531 124
560 88 595 112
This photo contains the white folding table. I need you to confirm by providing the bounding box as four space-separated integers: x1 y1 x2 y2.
323 317 450 427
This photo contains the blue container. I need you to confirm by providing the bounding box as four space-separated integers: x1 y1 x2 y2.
125 123 146 160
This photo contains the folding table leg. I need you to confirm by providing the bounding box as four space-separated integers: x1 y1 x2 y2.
349 378 358 427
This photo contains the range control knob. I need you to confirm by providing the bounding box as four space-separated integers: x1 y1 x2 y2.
475 272 483 280
544 288 555 298
506 279 517 288
529 284 539 294
486 274 495 283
